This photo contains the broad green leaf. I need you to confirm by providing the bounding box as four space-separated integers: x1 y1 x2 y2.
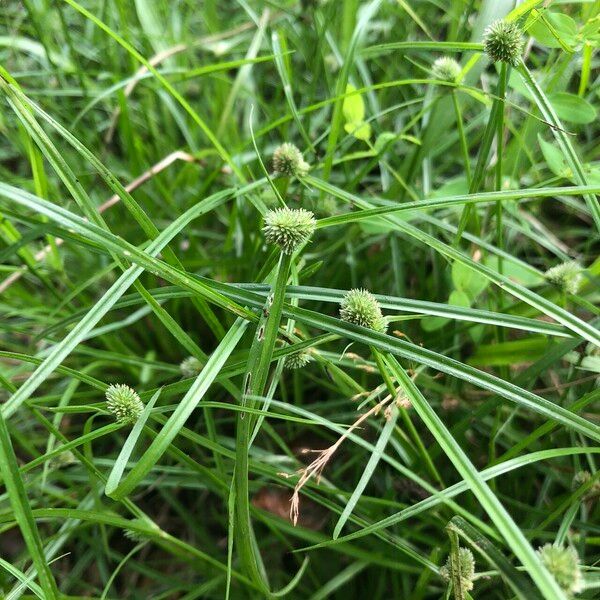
538 135 568 178
484 255 544 287
343 84 371 141
548 92 597 124
527 11 578 49
452 261 490 301
344 120 372 141
343 84 366 126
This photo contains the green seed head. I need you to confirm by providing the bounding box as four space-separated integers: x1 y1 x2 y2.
340 288 387 333
263 207 316 254
285 350 312 370
105 384 144 425
440 547 476 593
273 143 310 178
180 356 203 378
537 544 583 597
483 19 524 67
545 261 583 295
432 57 462 83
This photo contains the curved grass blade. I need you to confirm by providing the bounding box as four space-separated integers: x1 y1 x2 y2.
5 185 598 443
0 409 59 598
316 184 600 229
307 175 600 348
41 284 572 339
301 446 600 551
0 183 257 418
199 282 600 445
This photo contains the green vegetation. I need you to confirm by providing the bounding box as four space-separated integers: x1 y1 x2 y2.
1 1 599 598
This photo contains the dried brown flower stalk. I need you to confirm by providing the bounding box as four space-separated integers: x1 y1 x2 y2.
290 396 392 526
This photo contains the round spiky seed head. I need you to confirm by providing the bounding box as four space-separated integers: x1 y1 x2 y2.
285 350 312 370
440 547 476 593
340 289 387 333
273 143 310 178
180 356 203 378
545 261 583 295
537 544 583 597
262 207 316 254
432 57 462 83
483 19 524 67
105 384 144 425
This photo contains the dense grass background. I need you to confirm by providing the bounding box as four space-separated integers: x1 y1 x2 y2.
1 0 599 598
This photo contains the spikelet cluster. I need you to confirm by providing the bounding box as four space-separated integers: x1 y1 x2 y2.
439 547 476 593
284 350 312 370
537 544 583 597
273 143 310 178
105 384 144 425
339 289 387 333
545 261 583 295
483 19 524 67
180 356 203 378
432 57 462 83
263 207 316 254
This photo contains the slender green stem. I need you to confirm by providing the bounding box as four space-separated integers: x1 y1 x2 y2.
451 90 471 186
235 252 293 593
495 63 508 278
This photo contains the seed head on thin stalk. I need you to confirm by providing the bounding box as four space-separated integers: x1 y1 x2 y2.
572 470 600 501
105 384 144 425
180 356 203 378
537 544 583 597
483 19 524 67
272 143 310 178
545 261 583 295
432 57 462 84
262 207 316 254
440 547 476 593
284 350 312 370
340 288 387 333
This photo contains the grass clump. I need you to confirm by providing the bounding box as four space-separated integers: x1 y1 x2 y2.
0 1 598 598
